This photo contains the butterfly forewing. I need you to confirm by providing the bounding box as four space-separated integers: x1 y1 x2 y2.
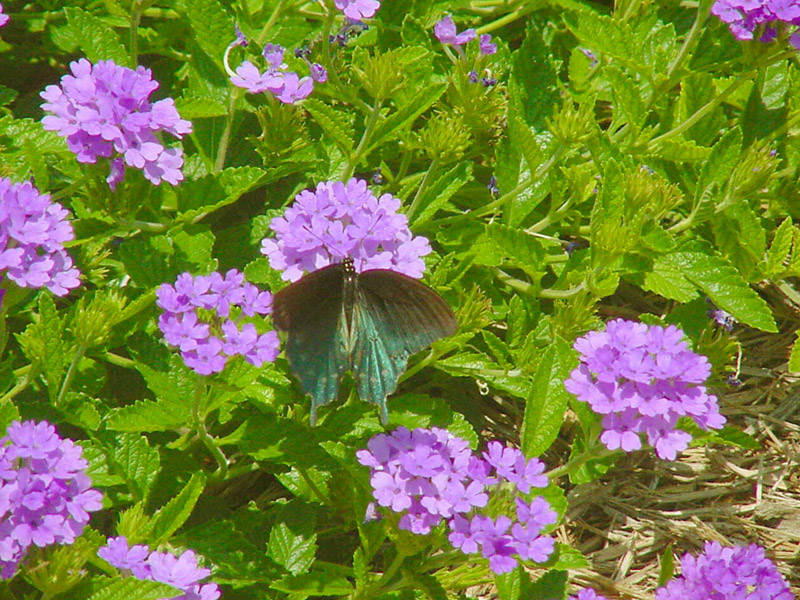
351 269 457 420
272 264 350 423
273 260 457 424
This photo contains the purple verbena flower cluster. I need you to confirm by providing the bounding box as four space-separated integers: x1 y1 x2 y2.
229 43 325 104
0 178 80 296
99 537 221 600
564 319 725 461
434 16 497 55
569 590 608 600
0 4 8 28
41 59 192 189
655 541 793 600
261 178 432 282
357 427 557 574
156 269 280 375
711 0 800 47
335 0 380 20
0 421 103 579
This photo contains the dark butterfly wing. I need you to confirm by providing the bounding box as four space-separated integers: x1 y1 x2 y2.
351 270 457 423
272 264 349 425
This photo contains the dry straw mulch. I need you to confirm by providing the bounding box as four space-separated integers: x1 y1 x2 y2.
559 325 800 599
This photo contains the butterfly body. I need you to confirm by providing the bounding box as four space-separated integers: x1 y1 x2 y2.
272 258 456 424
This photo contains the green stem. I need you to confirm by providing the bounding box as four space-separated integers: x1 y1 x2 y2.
406 159 440 222
319 0 348 93
130 219 169 233
215 0 286 172
192 379 228 482
56 345 87 406
547 445 616 480
296 466 332 505
0 367 32 405
474 142 567 218
99 351 137 369
353 550 408 600
649 48 795 152
343 98 383 180
50 173 92 202
647 71 756 150
540 281 586 299
664 0 710 84
129 2 144 66
528 196 574 233
475 2 537 34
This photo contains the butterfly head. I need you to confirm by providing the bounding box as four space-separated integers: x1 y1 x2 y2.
341 256 356 276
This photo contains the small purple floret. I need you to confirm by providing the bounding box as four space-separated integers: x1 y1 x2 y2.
569 590 609 600
40 59 192 187
711 0 800 47
357 427 556 574
0 421 103 579
99 536 221 600
0 178 80 296
261 178 432 282
229 42 318 104
564 319 725 460
479 34 497 54
434 16 477 46
655 541 793 600
334 0 381 20
0 3 8 27
157 269 279 375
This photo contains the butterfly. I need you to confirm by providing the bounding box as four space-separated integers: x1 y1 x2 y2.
272 257 457 425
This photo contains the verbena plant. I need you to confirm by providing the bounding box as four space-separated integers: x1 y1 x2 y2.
0 0 797 599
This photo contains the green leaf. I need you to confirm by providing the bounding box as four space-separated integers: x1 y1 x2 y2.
642 258 699 302
175 96 229 119
86 578 180 600
525 569 568 600
64 8 129 65
270 571 354 596
658 544 675 586
148 472 206 545
411 162 472 227
677 72 725 146
510 21 559 129
177 166 267 221
106 397 191 432
495 568 522 600
521 337 573 457
369 82 446 150
703 425 761 450
39 293 64 403
176 0 233 65
106 361 194 432
112 433 160 501
267 503 318 576
790 331 800 372
181 516 283 583
604 66 645 134
766 217 795 277
696 127 741 198
549 544 591 570
303 98 355 154
481 223 545 272
713 203 766 281
481 331 509 368
667 241 777 332
648 137 711 162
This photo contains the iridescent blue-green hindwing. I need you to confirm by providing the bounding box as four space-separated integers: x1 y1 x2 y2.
272 263 349 424
273 260 457 425
351 269 457 422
